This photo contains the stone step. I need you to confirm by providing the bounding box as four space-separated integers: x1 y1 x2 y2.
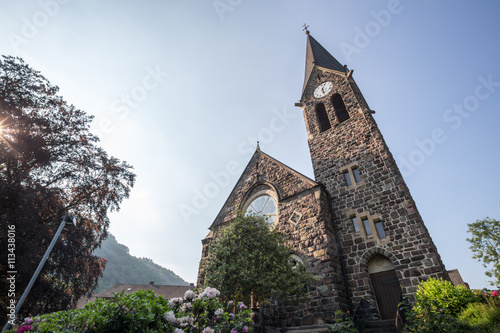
362 319 399 333
263 320 399 333
273 324 331 333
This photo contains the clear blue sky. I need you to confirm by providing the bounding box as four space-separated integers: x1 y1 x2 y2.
1 1 499 289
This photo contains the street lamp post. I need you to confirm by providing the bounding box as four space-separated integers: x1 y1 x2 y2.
2 215 76 332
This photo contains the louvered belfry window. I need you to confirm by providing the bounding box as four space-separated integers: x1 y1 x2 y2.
316 103 331 132
332 93 350 123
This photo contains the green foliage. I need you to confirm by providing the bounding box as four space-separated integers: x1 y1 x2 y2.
331 310 358 333
94 234 188 293
201 214 315 306
412 277 478 316
467 217 500 287
7 288 253 333
403 279 498 333
458 301 500 332
0 56 135 320
404 303 472 333
6 290 168 333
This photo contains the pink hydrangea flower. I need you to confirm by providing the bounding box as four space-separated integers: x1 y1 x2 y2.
16 326 32 333
492 290 498 297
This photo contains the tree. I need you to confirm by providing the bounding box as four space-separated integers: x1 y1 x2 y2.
466 217 500 287
0 56 135 320
200 213 314 307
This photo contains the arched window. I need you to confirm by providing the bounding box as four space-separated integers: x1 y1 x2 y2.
245 194 278 226
315 103 331 132
332 93 350 123
290 254 305 270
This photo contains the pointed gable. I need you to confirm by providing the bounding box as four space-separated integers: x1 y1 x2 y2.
303 33 347 96
209 149 319 230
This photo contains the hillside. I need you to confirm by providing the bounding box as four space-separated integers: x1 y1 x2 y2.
94 234 188 293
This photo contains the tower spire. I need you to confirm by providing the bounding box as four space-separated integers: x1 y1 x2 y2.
302 34 346 96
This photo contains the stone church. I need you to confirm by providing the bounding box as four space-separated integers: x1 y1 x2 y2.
198 32 449 329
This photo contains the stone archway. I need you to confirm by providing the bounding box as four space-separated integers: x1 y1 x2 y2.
367 255 402 320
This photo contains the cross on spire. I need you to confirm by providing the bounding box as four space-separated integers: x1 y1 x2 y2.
302 23 310 35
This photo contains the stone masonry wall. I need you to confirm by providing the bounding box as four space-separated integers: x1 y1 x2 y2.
198 151 349 327
300 67 448 318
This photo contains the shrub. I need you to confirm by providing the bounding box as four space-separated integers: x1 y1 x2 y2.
8 287 252 333
458 289 500 332
331 310 358 333
413 277 477 316
404 278 480 332
458 302 500 332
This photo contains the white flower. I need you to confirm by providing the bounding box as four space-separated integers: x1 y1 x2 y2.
178 316 194 327
164 311 176 324
174 329 184 333
184 289 197 300
180 302 192 313
169 297 184 307
202 327 215 333
215 308 224 316
198 287 220 299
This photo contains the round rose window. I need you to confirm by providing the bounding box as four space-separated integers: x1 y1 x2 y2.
245 195 278 226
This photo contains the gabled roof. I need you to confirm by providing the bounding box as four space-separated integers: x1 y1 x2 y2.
76 284 192 308
97 284 191 299
303 33 347 95
447 269 469 289
209 148 319 230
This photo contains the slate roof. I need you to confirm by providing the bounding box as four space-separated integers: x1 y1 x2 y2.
76 283 192 308
447 269 469 289
95 283 192 299
303 33 347 95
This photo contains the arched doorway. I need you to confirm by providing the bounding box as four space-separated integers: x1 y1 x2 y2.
367 255 402 320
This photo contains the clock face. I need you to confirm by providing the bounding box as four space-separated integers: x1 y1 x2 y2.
313 81 333 98
245 195 278 226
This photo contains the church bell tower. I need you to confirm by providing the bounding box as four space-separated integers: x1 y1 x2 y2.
296 31 449 320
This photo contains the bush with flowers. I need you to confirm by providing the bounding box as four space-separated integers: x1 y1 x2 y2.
404 278 500 333
6 287 252 333
412 277 479 317
458 289 500 332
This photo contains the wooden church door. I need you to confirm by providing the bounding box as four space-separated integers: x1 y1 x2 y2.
367 255 402 320
370 269 401 319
